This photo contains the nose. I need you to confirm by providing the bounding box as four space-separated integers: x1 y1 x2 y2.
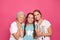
35 16 37 18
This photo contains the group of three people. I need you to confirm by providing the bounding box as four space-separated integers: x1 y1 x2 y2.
10 9 52 40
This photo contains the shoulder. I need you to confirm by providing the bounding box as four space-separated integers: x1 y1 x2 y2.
43 19 51 27
44 19 51 25
10 21 17 28
10 21 18 34
11 21 17 26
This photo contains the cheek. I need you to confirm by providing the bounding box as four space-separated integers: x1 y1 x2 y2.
35 15 37 19
22 18 24 21
19 18 24 21
37 15 40 18
30 19 34 23
19 19 21 22
37 16 40 18
35 16 36 18
28 18 33 22
35 15 39 19
31 19 34 22
27 18 30 22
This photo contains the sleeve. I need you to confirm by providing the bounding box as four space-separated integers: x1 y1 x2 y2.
45 20 51 28
10 22 17 34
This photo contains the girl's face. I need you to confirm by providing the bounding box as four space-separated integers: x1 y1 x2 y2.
27 14 34 24
34 12 41 21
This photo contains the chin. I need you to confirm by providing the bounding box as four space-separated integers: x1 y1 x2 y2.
29 22 33 24
19 21 23 23
37 18 40 20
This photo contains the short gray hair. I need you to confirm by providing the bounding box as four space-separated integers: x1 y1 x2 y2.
16 11 25 18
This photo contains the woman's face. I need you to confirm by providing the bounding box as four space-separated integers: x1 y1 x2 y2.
17 15 25 23
34 12 41 21
27 14 34 24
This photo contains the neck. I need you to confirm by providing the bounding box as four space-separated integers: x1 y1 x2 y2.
27 23 33 25
16 20 22 24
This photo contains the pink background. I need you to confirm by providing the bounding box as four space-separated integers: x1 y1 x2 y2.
0 0 60 40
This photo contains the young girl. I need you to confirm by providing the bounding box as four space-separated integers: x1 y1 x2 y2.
23 13 36 40
33 9 52 40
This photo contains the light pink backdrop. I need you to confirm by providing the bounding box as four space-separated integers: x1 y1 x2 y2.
0 0 60 40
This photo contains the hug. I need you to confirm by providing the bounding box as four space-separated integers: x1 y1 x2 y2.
10 9 52 40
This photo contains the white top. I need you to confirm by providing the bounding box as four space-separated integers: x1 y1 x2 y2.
9 21 24 40
35 19 51 40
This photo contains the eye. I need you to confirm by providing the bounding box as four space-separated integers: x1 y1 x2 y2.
37 14 39 15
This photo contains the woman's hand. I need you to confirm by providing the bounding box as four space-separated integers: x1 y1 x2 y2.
17 22 24 37
20 29 24 37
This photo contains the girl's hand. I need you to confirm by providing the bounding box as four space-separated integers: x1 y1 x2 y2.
37 31 43 37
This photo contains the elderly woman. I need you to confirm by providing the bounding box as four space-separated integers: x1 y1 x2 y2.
10 12 25 40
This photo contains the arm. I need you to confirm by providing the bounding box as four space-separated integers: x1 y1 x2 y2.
12 27 24 40
42 26 52 37
20 29 24 37
38 26 52 37
35 25 42 37
35 28 42 37
12 30 20 40
12 22 22 40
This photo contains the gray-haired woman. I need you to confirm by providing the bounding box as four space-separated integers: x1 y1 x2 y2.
10 12 25 40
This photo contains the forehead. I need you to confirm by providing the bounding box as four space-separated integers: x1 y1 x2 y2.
18 15 25 17
34 12 39 14
28 14 33 17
